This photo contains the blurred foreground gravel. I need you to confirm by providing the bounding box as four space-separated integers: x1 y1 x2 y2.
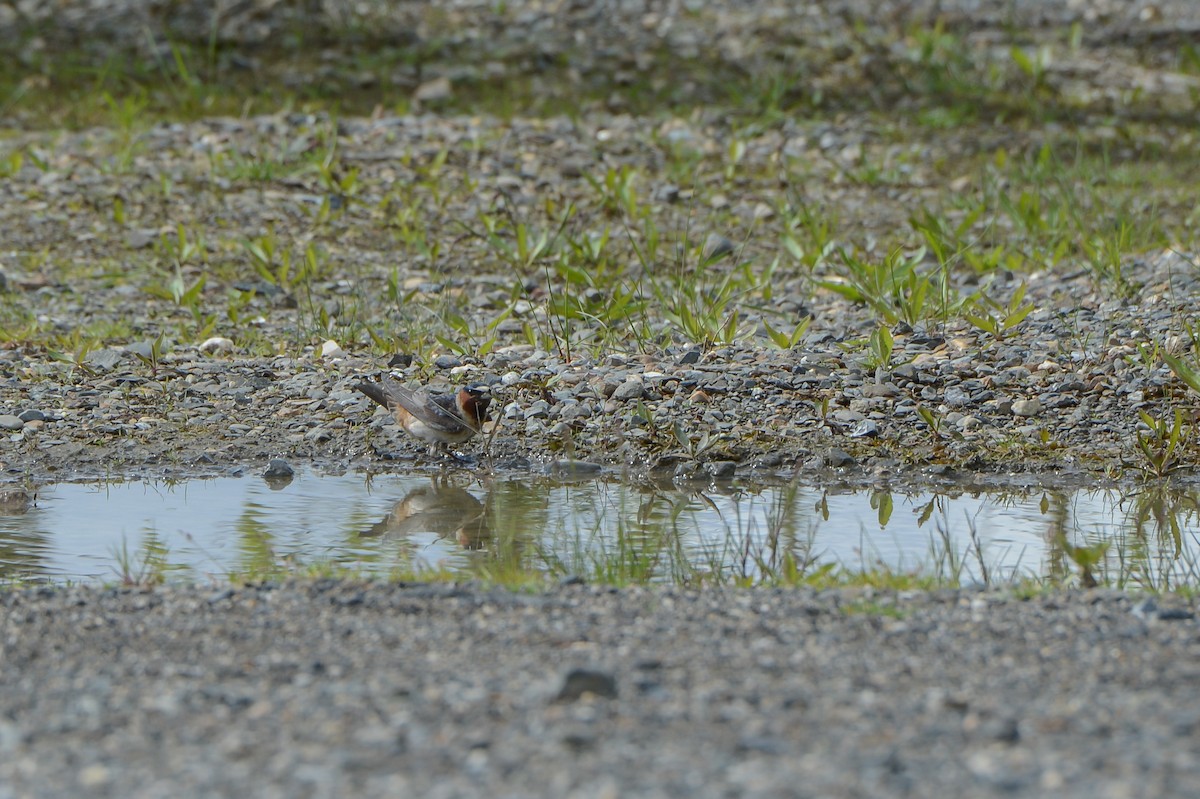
2 582 1199 798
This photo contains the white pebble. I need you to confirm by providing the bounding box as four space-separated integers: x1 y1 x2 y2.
199 336 235 354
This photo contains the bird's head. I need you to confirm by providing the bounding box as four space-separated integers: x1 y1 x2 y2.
456 384 492 426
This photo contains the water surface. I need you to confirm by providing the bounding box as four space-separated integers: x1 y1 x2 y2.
0 472 1195 587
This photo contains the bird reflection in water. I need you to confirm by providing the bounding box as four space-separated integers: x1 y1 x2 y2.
362 478 492 550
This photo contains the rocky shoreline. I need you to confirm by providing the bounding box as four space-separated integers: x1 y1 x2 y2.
2 1 1200 487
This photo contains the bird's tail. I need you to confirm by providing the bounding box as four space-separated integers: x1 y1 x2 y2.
354 379 393 409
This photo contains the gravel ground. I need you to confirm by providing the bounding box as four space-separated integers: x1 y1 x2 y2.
5 5 1200 796
2 0 1200 486
2 582 1200 798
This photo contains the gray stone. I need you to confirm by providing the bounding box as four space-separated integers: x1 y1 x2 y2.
850 420 879 438
611 378 646 402
263 459 295 479
704 460 738 479
826 449 857 468
702 233 736 261
1012 398 1041 417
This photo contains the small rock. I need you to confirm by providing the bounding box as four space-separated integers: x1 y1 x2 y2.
126 229 157 249
199 336 235 354
414 76 452 103
125 341 156 360
943 386 970 407
263 459 295 479
1131 598 1158 619
555 669 618 702
546 460 604 479
387 353 413 369
320 340 345 359
524 400 551 418
825 449 857 468
85 349 124 371
1012 398 1041 417
0 415 24 431
850 420 879 438
611 378 646 402
1157 607 1195 622
861 383 898 398
654 184 680 203
17 409 45 423
0 489 33 511
705 461 737 479
702 233 736 261
434 354 462 370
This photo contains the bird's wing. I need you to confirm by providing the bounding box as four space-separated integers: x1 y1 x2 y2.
385 380 474 432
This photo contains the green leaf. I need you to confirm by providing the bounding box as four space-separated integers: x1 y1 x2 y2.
875 491 893 527
1164 353 1200 394
1010 46 1035 77
814 279 864 302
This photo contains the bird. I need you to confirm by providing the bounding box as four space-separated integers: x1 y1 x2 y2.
362 480 491 550
354 377 491 453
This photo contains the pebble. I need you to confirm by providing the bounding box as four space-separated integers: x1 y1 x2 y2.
705 461 737 479
199 337 236 354
611 378 646 402
0 415 24 431
702 233 736 261
556 668 618 702
825 449 857 468
546 460 604 478
320 340 346 359
850 420 879 438
263 459 295 479
1012 398 1042 417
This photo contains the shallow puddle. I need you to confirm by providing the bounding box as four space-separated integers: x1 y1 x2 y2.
0 472 1196 588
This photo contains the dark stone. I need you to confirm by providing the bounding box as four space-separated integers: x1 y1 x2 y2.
705 460 738 479
387 353 414 369
263 459 295 479
826 449 857 468
556 668 618 702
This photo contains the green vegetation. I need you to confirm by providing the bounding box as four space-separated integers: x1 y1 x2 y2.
2 7 1198 366
4 6 1200 488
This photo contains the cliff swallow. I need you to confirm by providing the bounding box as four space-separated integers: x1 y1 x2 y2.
363 481 491 549
355 377 491 451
